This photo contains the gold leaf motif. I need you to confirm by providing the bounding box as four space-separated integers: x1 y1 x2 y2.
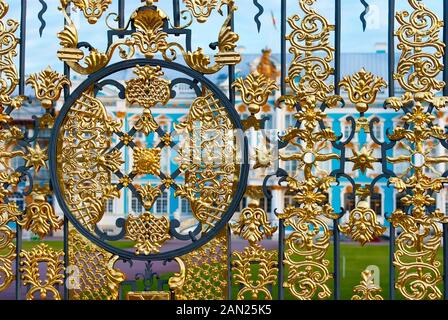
137 184 162 211
125 212 170 255
131 8 168 58
352 270 383 300
61 0 113 24
20 244 65 300
232 245 277 300
183 0 218 23
26 67 71 110
339 68 387 113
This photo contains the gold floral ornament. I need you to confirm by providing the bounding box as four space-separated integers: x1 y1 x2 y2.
339 190 386 246
19 186 63 239
125 212 170 255
68 229 125 300
231 203 278 300
352 270 383 300
348 146 379 174
339 68 387 113
126 66 171 134
394 0 445 93
169 229 228 300
23 143 48 173
26 67 71 110
60 0 113 24
132 147 161 176
233 72 278 131
0 126 24 200
0 202 21 292
183 0 218 23
19 244 65 300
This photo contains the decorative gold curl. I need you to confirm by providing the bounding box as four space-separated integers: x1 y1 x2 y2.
394 0 445 93
57 1 240 75
284 0 335 101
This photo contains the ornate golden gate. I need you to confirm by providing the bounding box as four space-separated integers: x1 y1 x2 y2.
1 0 448 300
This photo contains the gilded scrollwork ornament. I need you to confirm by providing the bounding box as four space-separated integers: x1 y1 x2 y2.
19 244 65 300
339 199 386 246
384 10 448 296
394 0 445 93
57 1 240 75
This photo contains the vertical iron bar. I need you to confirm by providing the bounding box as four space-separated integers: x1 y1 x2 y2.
16 0 27 300
278 0 287 301
63 5 71 301
388 0 395 97
227 225 232 300
173 0 180 28
277 220 285 300
228 6 235 105
444 0 448 96
389 225 395 300
334 0 341 94
333 0 341 300
118 0 125 29
227 4 235 300
444 224 448 300
333 218 340 300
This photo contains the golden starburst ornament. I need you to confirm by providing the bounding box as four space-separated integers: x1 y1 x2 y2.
23 144 48 172
349 146 377 174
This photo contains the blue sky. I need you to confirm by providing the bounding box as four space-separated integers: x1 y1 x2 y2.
5 0 444 74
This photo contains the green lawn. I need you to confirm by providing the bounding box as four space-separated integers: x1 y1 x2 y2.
4 241 444 300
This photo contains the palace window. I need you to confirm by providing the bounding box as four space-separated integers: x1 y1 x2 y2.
131 194 144 214
154 191 168 214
